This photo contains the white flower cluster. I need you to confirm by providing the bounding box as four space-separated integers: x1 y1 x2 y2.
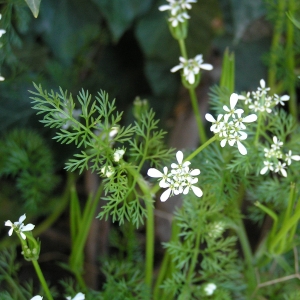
204 283 217 296
260 136 300 177
171 54 213 85
205 93 257 155
159 0 196 27
5 214 35 240
238 79 289 113
147 150 202 202
30 292 85 300
0 14 6 81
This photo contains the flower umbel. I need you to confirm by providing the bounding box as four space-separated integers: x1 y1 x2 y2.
66 292 85 300
4 214 35 240
204 283 217 296
147 151 202 202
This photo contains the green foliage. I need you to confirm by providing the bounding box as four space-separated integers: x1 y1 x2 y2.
0 128 58 211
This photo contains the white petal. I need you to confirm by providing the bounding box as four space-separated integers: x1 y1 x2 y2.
20 232 26 240
5 220 13 227
237 141 247 155
220 139 227 147
190 169 200 176
260 79 265 88
280 168 287 177
230 93 239 109
260 166 268 175
22 224 35 232
31 296 43 300
243 114 257 123
160 188 172 202
281 95 290 100
223 105 230 112
72 292 85 300
235 109 244 115
191 185 203 197
176 151 183 164
187 72 195 84
171 65 182 73
19 214 26 224
158 5 171 11
8 228 13 236
205 113 216 123
200 63 213 70
147 168 163 178
291 155 300 161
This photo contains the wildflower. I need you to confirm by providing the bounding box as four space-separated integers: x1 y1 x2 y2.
204 283 217 296
147 151 202 202
257 79 270 95
159 0 196 16
113 149 125 162
273 94 290 106
238 92 252 105
205 113 224 133
171 55 213 85
101 165 114 178
274 161 287 177
0 29 5 38
285 150 300 166
31 296 43 300
66 292 85 300
0 75 4 81
4 214 35 240
271 136 283 150
168 12 190 27
260 160 274 175
222 93 244 120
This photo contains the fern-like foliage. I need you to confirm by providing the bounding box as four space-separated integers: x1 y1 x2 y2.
0 128 58 211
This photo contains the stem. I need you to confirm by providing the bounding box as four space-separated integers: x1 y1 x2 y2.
188 88 207 143
178 39 187 58
254 113 262 145
32 260 53 300
145 198 154 288
185 135 217 162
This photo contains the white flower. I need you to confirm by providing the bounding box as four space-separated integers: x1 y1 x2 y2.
171 150 191 172
171 55 213 84
248 100 261 112
205 113 224 133
31 296 43 300
285 150 300 166
159 0 180 15
168 12 190 27
228 132 248 155
66 292 85 300
223 93 244 119
147 166 170 188
0 75 4 81
233 112 257 130
4 214 35 240
271 136 283 150
238 92 252 105
101 165 114 178
204 283 217 296
0 29 5 37
273 94 290 106
274 161 287 177
257 79 270 95
113 149 125 162
260 160 274 175
183 176 203 197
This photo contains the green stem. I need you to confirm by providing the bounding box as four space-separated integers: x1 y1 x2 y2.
178 39 187 58
188 88 207 143
185 135 217 162
254 113 263 145
32 260 53 300
145 198 154 288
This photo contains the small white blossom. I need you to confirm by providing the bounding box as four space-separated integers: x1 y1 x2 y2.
0 29 5 38
101 166 114 178
271 136 283 150
4 214 35 240
171 55 213 84
257 79 270 95
238 92 252 105
274 161 287 177
204 283 217 296
205 113 224 133
31 296 43 300
168 12 190 27
260 160 274 175
273 94 290 106
66 292 85 300
0 75 4 81
223 93 244 120
147 166 170 188
285 150 300 166
113 149 125 162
